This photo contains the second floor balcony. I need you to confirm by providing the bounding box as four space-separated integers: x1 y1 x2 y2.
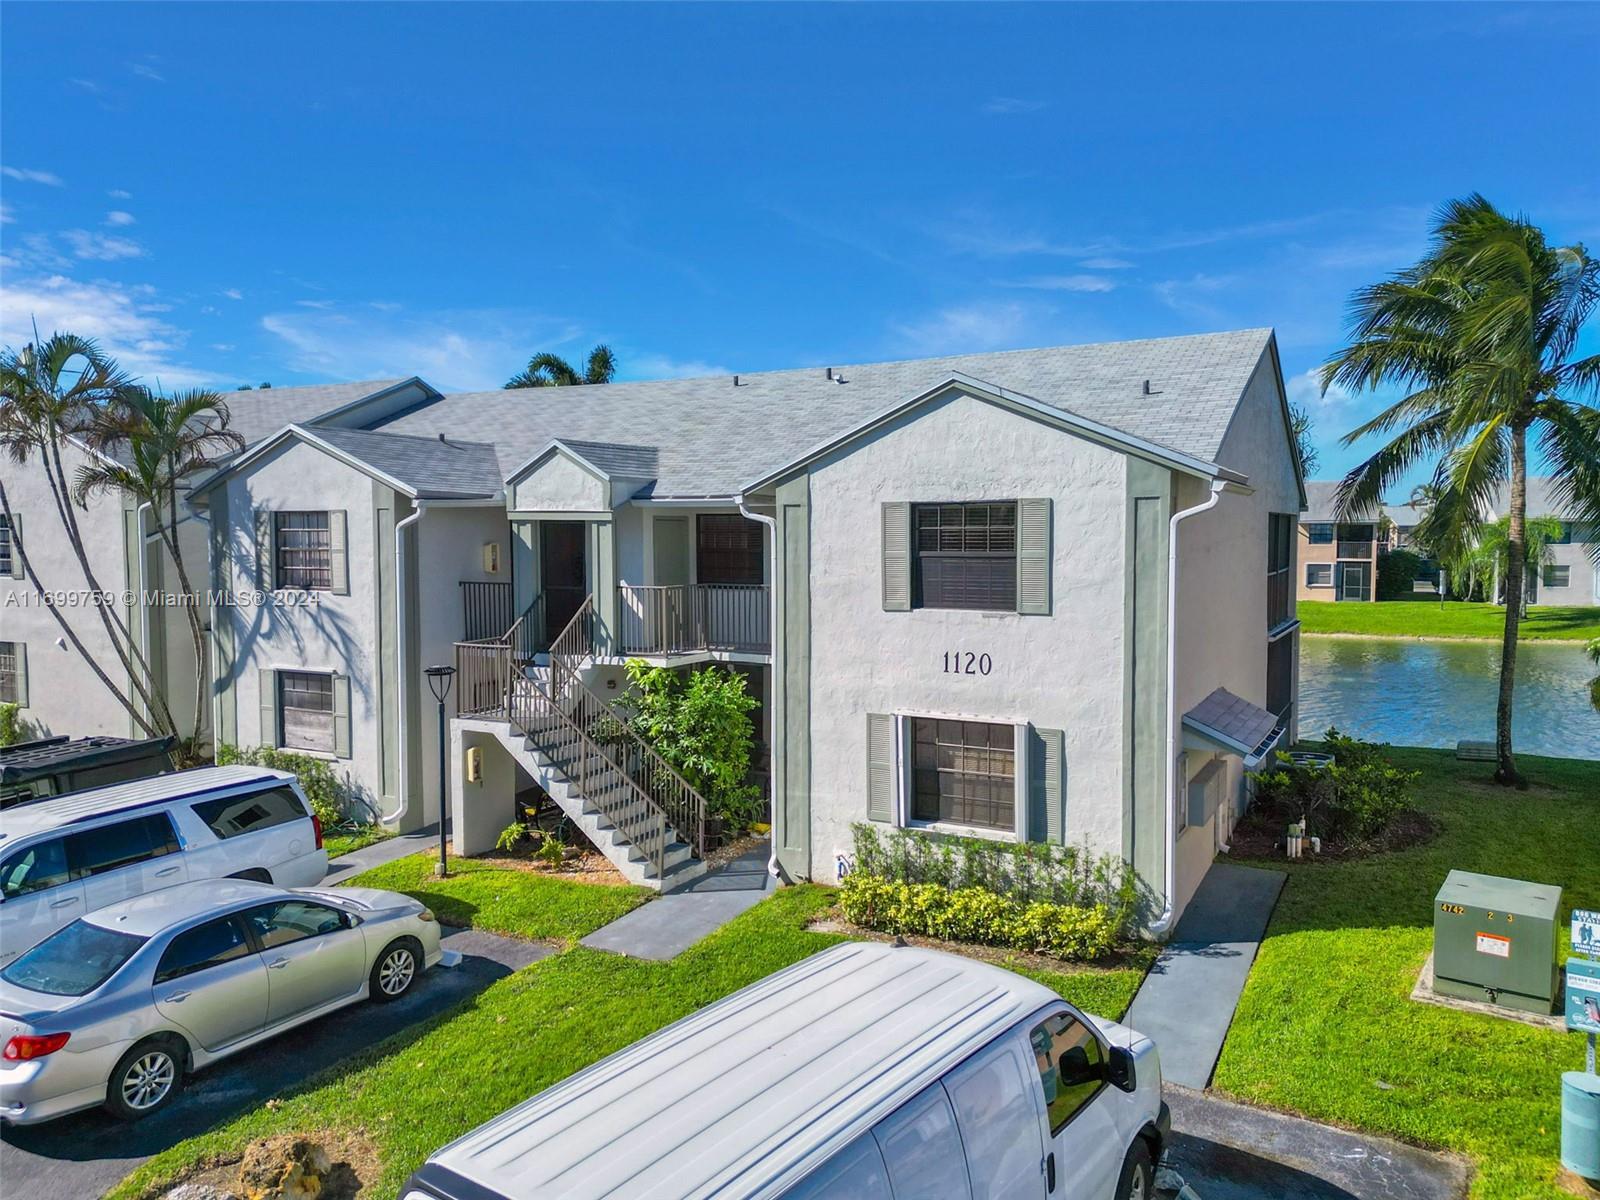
617 583 769 657
1336 539 1374 559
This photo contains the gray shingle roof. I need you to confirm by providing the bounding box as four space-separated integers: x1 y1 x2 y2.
307 426 503 498
374 329 1275 499
217 380 406 448
1302 481 1381 523
556 440 661 480
1184 687 1280 757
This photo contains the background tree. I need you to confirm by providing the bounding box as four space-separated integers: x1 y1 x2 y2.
1448 514 1563 609
504 345 616 389
1288 400 1320 477
79 386 245 745
0 334 174 736
1323 194 1600 784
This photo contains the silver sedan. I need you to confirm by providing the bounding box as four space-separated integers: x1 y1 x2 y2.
0 877 458 1125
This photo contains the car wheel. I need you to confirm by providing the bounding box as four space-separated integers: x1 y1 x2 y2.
1114 1137 1154 1200
369 938 422 1003
104 1037 185 1121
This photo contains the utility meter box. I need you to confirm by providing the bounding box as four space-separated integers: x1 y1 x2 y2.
1433 870 1561 1014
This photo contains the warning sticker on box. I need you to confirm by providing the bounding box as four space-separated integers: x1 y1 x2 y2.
1476 932 1511 957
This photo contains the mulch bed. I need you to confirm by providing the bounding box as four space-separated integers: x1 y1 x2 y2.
468 844 629 886
807 910 1150 975
1225 806 1438 862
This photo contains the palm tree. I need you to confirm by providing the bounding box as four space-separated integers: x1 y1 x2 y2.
504 345 616 389
78 386 245 743
1323 194 1600 785
1449 514 1564 608
0 334 174 736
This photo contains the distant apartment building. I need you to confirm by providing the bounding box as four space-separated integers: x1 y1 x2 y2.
1296 481 1380 602
1488 477 1600 606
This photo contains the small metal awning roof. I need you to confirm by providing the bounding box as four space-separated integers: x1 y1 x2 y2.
1183 687 1282 765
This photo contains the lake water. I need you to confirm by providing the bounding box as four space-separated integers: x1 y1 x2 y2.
1298 635 1600 760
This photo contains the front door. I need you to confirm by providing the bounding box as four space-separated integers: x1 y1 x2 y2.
541 521 588 644
1339 562 1370 601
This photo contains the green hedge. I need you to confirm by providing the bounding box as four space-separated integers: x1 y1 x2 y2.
0 703 21 749
216 743 366 829
839 874 1120 962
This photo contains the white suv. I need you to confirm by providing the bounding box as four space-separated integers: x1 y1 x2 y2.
0 766 329 966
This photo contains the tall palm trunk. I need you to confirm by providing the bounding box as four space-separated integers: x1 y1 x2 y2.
1495 424 1527 785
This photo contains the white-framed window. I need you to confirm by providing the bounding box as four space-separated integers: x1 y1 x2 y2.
274 511 333 590
0 641 22 705
908 716 1017 833
279 670 335 753
1542 564 1570 588
0 515 12 577
1305 563 1333 588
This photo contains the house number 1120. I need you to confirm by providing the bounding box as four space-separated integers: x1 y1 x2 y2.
943 650 992 675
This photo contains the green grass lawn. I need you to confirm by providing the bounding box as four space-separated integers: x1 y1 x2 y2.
1213 748 1600 1200
110 885 1149 1200
1298 598 1600 642
344 851 651 945
321 825 390 859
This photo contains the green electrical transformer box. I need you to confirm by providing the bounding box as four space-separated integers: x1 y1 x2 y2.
1433 870 1562 1014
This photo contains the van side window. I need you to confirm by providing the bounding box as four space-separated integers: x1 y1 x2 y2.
1029 1012 1107 1133
191 786 308 840
871 1083 973 1200
65 813 181 879
944 1036 1046 1199
0 838 70 898
780 1133 892 1200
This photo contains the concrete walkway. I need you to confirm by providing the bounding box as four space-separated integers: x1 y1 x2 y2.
1126 862 1285 1089
1164 1085 1470 1200
320 823 441 882
581 843 775 960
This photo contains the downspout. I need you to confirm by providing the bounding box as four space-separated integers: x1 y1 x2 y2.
738 496 781 881
378 500 427 825
136 501 153 695
1149 478 1226 938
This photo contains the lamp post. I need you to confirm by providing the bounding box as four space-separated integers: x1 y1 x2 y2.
424 664 456 877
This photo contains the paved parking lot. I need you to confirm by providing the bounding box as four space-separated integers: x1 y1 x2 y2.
0 926 545 1200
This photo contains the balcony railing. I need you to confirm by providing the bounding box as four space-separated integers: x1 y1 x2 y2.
617 583 769 656
1336 540 1374 559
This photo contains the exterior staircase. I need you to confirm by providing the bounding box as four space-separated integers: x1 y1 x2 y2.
454 596 709 891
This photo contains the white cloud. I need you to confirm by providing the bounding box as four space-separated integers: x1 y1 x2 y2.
210 343 236 352
130 62 165 83
981 97 1047 116
222 288 243 300
891 301 1038 355
1079 257 1134 270
69 78 102 93
62 230 145 261
0 204 13 226
261 307 582 392
1152 272 1236 321
108 189 133 200
0 273 212 386
627 353 729 380
1 166 64 187
295 299 336 309
1287 366 1361 417
997 274 1116 294
104 211 136 227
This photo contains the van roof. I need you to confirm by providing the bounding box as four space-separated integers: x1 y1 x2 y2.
423 942 1058 1200
0 765 291 843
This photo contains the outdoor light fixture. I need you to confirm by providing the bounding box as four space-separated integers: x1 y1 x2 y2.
424 665 456 876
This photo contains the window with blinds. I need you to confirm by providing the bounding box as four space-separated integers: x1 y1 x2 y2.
0 642 19 705
279 671 335 753
0 516 11 577
913 502 1017 611
910 717 1015 831
695 514 764 585
274 511 332 590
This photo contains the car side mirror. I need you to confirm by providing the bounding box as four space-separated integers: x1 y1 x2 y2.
1058 1045 1100 1087
1106 1044 1137 1093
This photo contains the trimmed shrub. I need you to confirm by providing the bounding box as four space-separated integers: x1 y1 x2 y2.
0 703 21 749
216 743 365 829
1248 727 1419 843
622 660 763 827
1377 548 1426 599
839 875 1121 962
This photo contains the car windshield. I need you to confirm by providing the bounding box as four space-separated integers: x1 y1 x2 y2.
0 919 147 996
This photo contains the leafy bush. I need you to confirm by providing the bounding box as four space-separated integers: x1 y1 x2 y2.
0 703 21 749
1377 548 1426 599
217 743 364 829
1248 727 1420 843
622 660 763 827
839 875 1121 962
850 823 1143 936
535 833 567 867
496 821 528 853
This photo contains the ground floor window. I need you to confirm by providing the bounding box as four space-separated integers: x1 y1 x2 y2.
910 717 1015 831
1305 563 1332 587
0 642 20 704
1542 565 1570 588
279 671 335 753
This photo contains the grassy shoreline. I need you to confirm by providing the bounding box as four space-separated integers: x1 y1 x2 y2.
1297 599 1600 643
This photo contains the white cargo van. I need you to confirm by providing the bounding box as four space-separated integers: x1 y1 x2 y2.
404 941 1170 1200
0 765 328 965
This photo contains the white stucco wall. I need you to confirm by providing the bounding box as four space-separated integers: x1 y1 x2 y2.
803 391 1130 874
1169 350 1302 917
217 441 387 809
511 452 606 512
1537 538 1600 606
0 442 136 740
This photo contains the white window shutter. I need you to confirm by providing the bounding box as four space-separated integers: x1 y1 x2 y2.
1029 725 1065 843
7 514 21 579
256 510 274 591
866 712 895 822
881 502 911 612
329 510 349 595
1016 498 1051 615
333 673 351 758
259 668 279 747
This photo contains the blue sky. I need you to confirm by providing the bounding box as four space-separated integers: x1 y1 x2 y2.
2 2 1597 485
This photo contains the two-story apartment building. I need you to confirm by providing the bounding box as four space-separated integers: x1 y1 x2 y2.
1490 477 1600 606
189 327 1304 932
1296 481 1380 602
